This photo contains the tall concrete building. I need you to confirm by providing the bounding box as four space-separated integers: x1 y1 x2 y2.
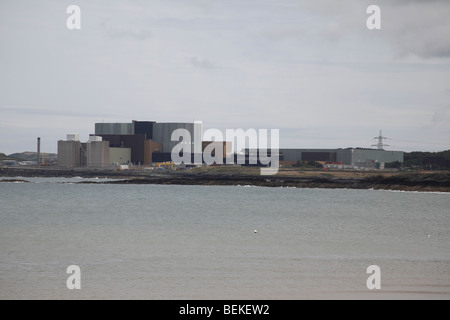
57 134 82 167
153 122 202 154
87 136 110 167
57 140 81 167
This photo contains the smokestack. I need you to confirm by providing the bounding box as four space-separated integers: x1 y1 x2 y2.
37 137 41 165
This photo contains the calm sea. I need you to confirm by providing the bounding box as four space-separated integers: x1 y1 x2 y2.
1 177 449 299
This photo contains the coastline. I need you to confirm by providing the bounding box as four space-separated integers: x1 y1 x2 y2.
1 166 450 192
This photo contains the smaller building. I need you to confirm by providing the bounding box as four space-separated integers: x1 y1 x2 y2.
1 160 18 166
57 134 82 167
144 140 163 165
109 147 131 165
87 137 109 167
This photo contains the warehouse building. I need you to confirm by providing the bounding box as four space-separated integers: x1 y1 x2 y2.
277 148 404 167
339 148 404 166
244 148 403 168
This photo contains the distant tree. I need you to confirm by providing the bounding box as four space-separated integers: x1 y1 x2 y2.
307 161 324 168
385 161 402 169
403 150 450 170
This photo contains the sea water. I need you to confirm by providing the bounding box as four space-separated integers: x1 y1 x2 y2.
0 177 449 299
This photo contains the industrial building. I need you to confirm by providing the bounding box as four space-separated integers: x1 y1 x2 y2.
86 136 109 167
94 120 202 165
96 133 147 164
58 120 204 167
95 122 132 135
109 147 131 165
58 122 404 170
58 134 110 168
94 121 201 165
153 122 202 154
245 148 404 168
241 131 404 168
202 141 233 160
57 139 81 167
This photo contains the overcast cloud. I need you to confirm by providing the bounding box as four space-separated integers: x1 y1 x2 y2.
1 0 449 153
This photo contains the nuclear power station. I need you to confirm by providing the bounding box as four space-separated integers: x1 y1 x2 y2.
57 122 404 170
57 120 205 168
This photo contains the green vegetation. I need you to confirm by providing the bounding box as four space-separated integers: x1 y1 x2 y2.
384 160 402 169
386 150 450 170
404 150 450 170
0 153 21 161
8 152 36 161
1 152 57 163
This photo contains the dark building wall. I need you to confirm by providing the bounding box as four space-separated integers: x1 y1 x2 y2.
80 143 87 166
132 120 155 140
151 152 172 163
97 134 146 164
278 148 403 165
301 152 337 162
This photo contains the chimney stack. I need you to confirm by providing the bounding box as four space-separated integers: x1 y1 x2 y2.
37 137 41 165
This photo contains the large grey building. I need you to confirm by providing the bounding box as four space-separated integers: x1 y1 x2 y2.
94 120 202 153
153 122 203 154
339 148 404 166
95 123 133 135
57 140 81 167
90 120 204 165
278 148 404 166
86 137 110 167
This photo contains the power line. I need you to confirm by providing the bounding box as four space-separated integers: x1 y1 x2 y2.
371 130 389 150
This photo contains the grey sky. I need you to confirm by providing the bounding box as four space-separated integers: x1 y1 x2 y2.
1 0 449 154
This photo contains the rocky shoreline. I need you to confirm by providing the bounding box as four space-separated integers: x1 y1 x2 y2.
1 166 450 192
97 173 450 192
